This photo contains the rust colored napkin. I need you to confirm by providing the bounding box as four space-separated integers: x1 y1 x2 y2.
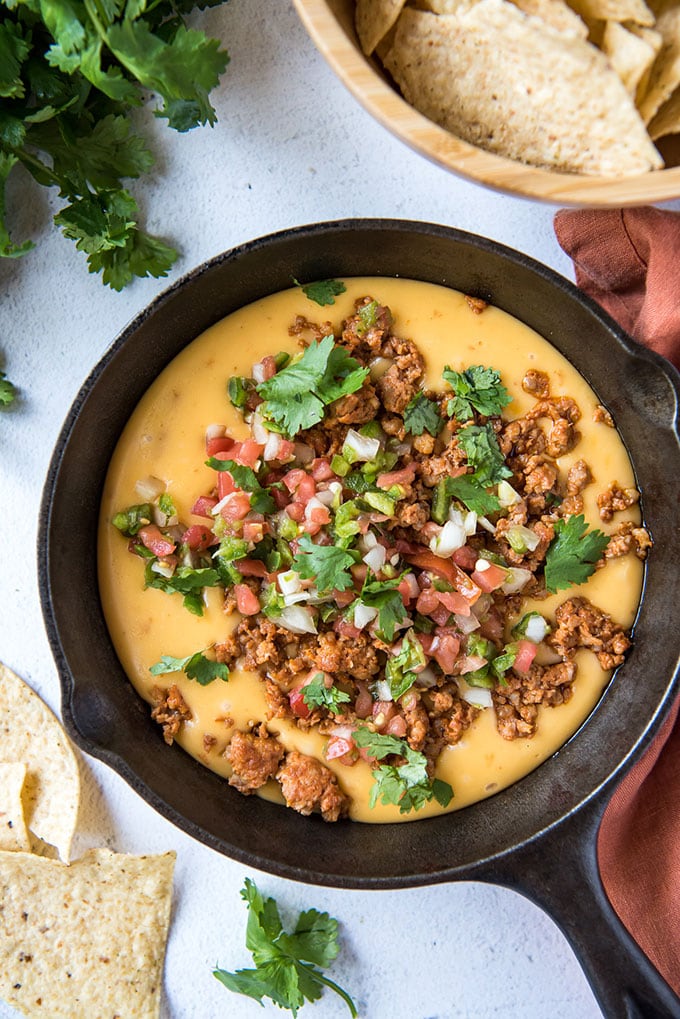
555 207 680 994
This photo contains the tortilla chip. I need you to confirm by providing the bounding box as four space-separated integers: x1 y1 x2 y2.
0 763 31 852
0 848 175 1018
510 0 589 35
356 0 407 54
384 2 663 175
638 4 680 122
566 0 655 26
414 0 479 13
627 24 664 101
0 664 79 861
602 19 660 94
648 82 680 134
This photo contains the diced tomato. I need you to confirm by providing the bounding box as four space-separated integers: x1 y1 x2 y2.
234 584 260 616
289 680 312 719
294 474 317 504
311 458 334 481
138 525 176 557
243 520 265 544
282 468 308 492
452 545 478 571
416 587 440 616
354 681 373 719
397 577 415 607
431 634 461 675
236 558 268 577
286 502 305 522
260 355 278 380
217 470 238 500
304 502 331 529
430 603 453 627
332 589 356 608
513 639 538 675
271 487 290 510
417 632 436 655
405 551 482 603
220 491 252 522
181 525 214 552
326 735 353 760
334 618 361 639
372 701 397 732
385 715 407 737
274 439 297 462
436 590 472 617
206 435 234 457
231 438 264 468
376 462 417 489
350 563 368 586
471 562 509 593
478 608 504 643
191 495 218 518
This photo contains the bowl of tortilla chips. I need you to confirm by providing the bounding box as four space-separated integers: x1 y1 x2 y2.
293 0 680 203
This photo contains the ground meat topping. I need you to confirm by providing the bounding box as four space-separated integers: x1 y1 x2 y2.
547 597 632 670
150 685 191 746
597 481 641 522
225 724 285 795
277 751 349 821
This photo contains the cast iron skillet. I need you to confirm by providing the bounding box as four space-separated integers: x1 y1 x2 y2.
39 221 680 1018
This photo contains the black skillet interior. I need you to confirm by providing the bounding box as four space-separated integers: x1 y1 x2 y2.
40 220 680 890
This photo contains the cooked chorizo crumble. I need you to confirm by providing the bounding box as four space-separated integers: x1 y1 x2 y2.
113 295 649 821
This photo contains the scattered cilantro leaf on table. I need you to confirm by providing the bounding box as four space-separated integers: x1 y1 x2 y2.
352 728 453 814
544 514 610 592
403 390 442 436
292 534 359 593
256 335 368 437
457 423 513 486
149 650 229 685
213 878 358 1018
0 370 16 408
302 674 352 712
0 0 229 287
443 365 512 421
294 278 347 307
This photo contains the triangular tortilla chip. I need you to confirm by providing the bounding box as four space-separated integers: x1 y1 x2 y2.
602 19 660 94
648 83 680 135
0 848 175 1018
566 0 654 26
356 0 407 54
510 0 589 35
0 763 31 852
383 2 663 175
638 3 680 122
0 664 80 861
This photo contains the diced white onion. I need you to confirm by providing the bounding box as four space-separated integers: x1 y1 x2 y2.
455 612 481 634
363 545 386 572
464 511 478 536
354 604 379 630
501 568 533 594
360 530 378 550
525 614 549 643
415 666 438 688
474 558 491 572
508 525 541 552
343 429 380 462
135 475 165 501
277 605 318 635
304 496 328 522
205 423 226 441
430 519 466 557
150 560 175 579
283 592 309 607
390 554 400 566
460 654 488 674
211 491 248 516
372 679 392 701
251 361 266 384
247 412 268 444
278 570 303 596
402 573 420 600
457 679 493 708
498 481 522 508
478 516 496 534
263 432 282 461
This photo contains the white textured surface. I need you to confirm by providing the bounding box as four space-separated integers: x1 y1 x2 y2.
1 1 678 1017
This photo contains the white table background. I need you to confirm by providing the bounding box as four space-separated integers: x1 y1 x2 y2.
2 2 678 1016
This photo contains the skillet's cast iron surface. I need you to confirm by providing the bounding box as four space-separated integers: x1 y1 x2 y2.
40 222 680 1018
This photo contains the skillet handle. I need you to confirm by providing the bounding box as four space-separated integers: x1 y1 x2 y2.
468 793 680 1019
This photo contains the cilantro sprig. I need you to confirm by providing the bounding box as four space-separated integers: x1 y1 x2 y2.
149 649 229 685
256 335 369 437
356 572 407 641
442 474 501 516
205 458 276 514
144 563 221 616
214 878 358 1018
403 391 442 436
352 729 453 814
292 534 359 593
294 278 347 307
0 370 16 408
457 424 513 486
443 365 512 421
544 514 610 593
1 0 229 287
302 674 352 712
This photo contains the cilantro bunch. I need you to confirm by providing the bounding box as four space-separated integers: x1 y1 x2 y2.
0 0 229 288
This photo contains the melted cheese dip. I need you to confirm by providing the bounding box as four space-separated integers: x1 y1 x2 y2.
98 278 643 822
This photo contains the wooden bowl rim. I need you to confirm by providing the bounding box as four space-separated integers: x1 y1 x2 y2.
293 0 680 206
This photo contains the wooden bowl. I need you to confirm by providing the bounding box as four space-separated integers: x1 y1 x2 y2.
293 0 680 206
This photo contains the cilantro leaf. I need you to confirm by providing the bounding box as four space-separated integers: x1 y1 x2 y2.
457 424 512 486
302 674 352 712
544 514 610 593
0 153 34 258
403 391 442 436
214 878 358 1018
357 572 407 641
0 370 16 408
149 650 229 685
206 458 276 514
256 335 368 437
444 473 501 516
144 564 221 615
294 277 347 307
292 534 359 593
443 365 512 421
352 728 453 814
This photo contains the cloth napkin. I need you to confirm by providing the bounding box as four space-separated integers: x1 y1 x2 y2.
555 207 680 994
